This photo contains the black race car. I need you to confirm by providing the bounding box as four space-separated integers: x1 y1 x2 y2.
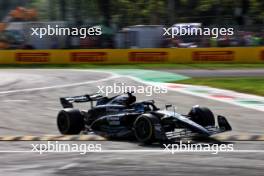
57 92 232 143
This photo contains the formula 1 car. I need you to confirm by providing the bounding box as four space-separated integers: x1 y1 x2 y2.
57 92 232 143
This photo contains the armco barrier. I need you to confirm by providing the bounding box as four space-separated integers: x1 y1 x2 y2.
0 47 263 64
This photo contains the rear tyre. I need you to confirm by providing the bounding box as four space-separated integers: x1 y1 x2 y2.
188 106 215 127
57 109 84 134
133 115 155 144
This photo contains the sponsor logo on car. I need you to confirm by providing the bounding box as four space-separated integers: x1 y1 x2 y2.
70 52 107 62
16 53 50 62
192 51 234 61
129 52 168 62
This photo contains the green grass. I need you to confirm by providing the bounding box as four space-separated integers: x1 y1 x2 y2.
0 63 263 69
174 77 264 96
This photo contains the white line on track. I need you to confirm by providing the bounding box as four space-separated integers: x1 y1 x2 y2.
0 149 264 153
2 100 29 102
0 74 120 95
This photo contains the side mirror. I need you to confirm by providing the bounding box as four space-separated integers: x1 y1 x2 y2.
165 104 172 110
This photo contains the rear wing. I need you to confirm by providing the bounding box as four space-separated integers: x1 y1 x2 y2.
60 93 103 108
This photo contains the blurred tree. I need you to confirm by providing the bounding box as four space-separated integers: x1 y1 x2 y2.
48 0 56 20
73 0 82 25
1 0 262 28
248 0 264 25
59 0 66 20
0 1 11 20
98 0 111 27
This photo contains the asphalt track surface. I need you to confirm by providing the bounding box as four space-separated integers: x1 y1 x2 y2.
0 69 263 176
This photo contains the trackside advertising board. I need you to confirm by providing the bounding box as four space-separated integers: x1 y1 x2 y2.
0 47 263 64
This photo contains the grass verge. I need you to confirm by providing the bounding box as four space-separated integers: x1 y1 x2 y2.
174 77 264 96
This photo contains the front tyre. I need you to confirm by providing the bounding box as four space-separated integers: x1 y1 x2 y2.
133 115 155 144
57 109 84 134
